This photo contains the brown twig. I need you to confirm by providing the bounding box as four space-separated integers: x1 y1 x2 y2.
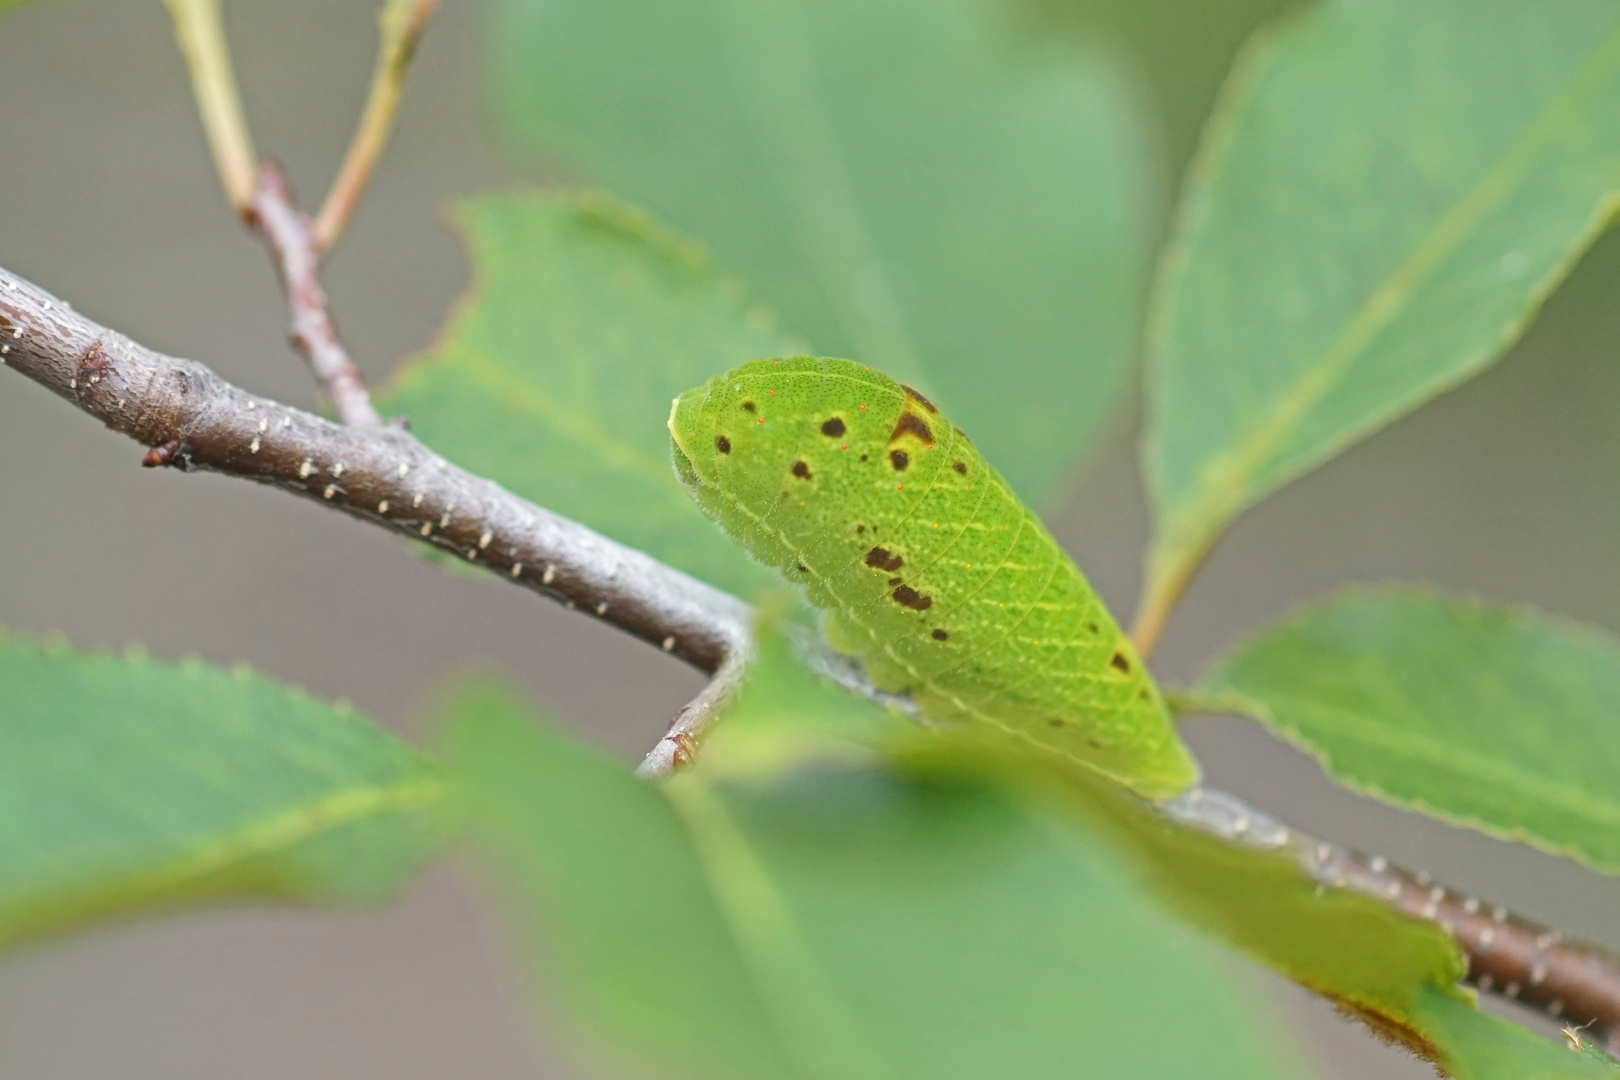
0 264 1616 1050
248 162 383 427
637 646 754 778
313 0 443 253
162 4 384 424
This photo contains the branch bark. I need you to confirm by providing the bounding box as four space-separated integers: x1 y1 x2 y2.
1 263 1615 1050
0 269 747 675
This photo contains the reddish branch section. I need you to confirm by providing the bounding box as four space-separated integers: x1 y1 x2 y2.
247 161 382 427
1325 848 1620 1051
0 264 1617 1055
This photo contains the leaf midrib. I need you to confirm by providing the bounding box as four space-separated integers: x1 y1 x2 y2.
664 778 893 1080
0 775 444 942
1165 18 1620 554
1269 696 1620 839
452 347 678 489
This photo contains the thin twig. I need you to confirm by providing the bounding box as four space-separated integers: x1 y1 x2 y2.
637 645 755 778
313 0 443 253
163 3 383 424
0 264 1616 1047
249 162 383 427
161 0 258 219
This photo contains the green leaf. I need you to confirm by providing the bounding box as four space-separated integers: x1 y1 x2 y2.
670 358 1199 799
0 634 444 947
446 672 1299 1080
1201 588 1620 873
1029 759 1465 1039
492 0 1154 504
381 193 795 597
1144 0 1620 610
1415 986 1620 1079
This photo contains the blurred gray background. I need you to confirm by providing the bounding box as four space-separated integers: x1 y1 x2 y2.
2 1 1618 1077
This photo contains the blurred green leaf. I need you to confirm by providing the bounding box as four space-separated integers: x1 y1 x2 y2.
1144 0 1620 610
381 193 794 597
1016 0 1294 174
1201 588 1620 872
1029 757 1464 1037
492 0 1154 505
447 665 1301 1080
0 634 444 948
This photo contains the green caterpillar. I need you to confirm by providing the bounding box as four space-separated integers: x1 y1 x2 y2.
670 357 1198 799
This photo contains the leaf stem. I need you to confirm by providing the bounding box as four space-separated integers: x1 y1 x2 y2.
312 0 443 253
161 0 259 220
1129 562 1188 660
1130 519 1225 660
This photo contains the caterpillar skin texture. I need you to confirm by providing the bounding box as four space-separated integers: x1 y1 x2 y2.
670 357 1198 800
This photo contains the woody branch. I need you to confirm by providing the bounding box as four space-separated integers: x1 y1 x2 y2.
0 267 1614 1057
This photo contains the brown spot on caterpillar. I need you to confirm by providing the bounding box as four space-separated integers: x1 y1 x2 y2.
855 524 866 533
953 461 967 475
889 576 903 586
791 460 812 479
1086 737 1104 749
890 411 934 444
715 435 731 454
889 449 909 471
932 629 948 641
821 416 846 437
1086 622 1100 633
860 453 869 462
865 547 904 572
1048 717 1065 727
1138 687 1151 700
1110 652 1131 674
796 564 809 572
741 400 756 413
892 585 932 611
901 384 939 413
